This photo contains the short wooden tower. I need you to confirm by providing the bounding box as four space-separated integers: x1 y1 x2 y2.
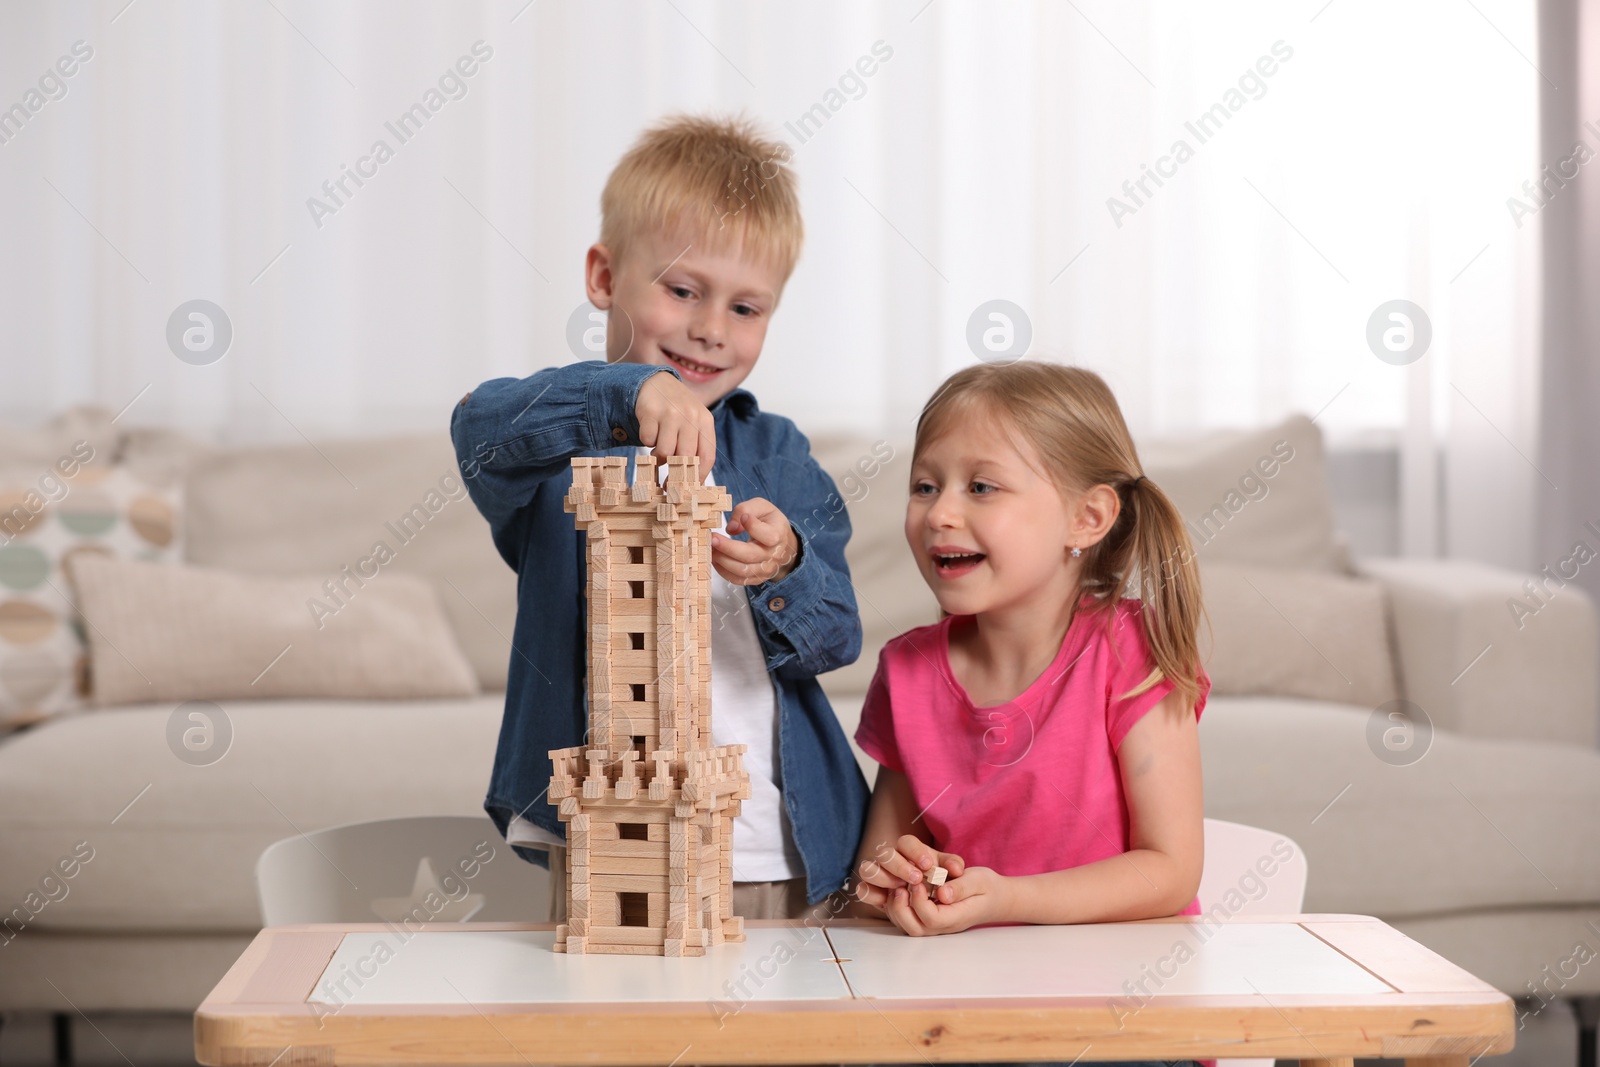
548 455 751 956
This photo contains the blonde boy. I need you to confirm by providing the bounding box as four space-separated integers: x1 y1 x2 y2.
452 115 867 920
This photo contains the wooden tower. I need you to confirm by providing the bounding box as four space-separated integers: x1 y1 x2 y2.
548 455 751 956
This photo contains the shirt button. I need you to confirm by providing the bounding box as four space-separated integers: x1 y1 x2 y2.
611 426 628 442
768 596 786 612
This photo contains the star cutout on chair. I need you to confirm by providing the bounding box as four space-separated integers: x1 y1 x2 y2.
370 857 486 923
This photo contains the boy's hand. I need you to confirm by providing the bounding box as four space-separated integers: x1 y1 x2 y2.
853 834 966 911
635 372 716 473
712 498 800 585
881 866 1008 937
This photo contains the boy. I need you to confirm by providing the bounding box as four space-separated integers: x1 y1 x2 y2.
450 114 868 921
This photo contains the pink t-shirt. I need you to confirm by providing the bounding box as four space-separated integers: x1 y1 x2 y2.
855 595 1210 917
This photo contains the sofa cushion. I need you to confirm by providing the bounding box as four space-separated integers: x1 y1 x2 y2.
65 555 479 704
0 695 505 933
174 434 518 692
1200 561 1400 708
1141 414 1346 573
0 457 183 729
1200 696 1600 917
0 405 121 468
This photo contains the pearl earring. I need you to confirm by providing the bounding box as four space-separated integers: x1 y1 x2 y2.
1071 545 1082 558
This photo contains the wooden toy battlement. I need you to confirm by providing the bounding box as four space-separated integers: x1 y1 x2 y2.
550 454 748 957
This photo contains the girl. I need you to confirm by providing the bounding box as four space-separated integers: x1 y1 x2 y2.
851 362 1210 1066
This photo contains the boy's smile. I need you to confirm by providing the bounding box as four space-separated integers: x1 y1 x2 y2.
585 225 786 407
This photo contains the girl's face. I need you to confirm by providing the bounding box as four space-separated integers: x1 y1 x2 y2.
906 416 1081 620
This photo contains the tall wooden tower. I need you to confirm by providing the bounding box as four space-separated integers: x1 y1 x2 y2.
548 455 751 956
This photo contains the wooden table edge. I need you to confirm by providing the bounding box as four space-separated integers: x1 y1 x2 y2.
194 915 1516 1066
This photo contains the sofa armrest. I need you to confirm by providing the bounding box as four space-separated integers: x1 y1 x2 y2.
1355 557 1598 747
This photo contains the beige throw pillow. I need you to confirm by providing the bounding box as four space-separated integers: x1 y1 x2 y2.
1200 560 1400 709
1142 414 1347 574
65 555 480 705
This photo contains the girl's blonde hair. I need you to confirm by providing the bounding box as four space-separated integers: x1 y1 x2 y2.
600 112 803 290
913 361 1206 710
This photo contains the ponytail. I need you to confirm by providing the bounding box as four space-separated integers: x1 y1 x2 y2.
1095 474 1206 711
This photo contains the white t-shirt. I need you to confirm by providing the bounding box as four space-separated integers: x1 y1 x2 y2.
507 452 803 882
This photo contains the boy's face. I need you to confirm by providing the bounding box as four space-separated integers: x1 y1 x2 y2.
584 225 785 408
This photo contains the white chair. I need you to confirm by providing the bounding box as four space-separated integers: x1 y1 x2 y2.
256 815 549 925
1200 818 1309 1067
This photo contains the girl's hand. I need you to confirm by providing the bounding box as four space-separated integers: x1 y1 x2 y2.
882 866 1008 936
711 498 799 585
852 834 966 911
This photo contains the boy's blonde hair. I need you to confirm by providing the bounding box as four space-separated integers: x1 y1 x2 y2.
913 361 1207 711
600 113 803 290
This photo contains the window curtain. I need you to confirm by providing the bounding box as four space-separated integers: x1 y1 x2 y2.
0 0 1541 568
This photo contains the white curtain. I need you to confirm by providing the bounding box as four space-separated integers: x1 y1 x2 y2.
0 0 1541 568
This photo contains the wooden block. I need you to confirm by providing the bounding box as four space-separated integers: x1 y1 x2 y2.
648 823 669 842
567 936 587 953
590 840 667 859
726 915 744 937
569 897 589 920
587 943 669 957
555 924 567 940
603 513 657 530
669 884 687 903
589 873 670 893
663 939 683 958
588 927 665 947
571 881 590 902
568 918 589 936
928 865 949 887
559 796 579 815
666 920 686 940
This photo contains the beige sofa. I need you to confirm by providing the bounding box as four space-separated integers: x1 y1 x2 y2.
1 406 1597 1017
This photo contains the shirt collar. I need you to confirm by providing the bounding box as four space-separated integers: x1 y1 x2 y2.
709 387 760 418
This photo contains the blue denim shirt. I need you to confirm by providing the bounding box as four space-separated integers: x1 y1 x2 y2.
450 359 869 904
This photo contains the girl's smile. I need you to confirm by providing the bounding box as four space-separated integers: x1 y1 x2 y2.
929 544 986 578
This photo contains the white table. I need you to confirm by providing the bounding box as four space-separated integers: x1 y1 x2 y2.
195 915 1514 1065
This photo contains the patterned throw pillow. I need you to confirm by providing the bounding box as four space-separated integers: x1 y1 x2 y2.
0 454 182 729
